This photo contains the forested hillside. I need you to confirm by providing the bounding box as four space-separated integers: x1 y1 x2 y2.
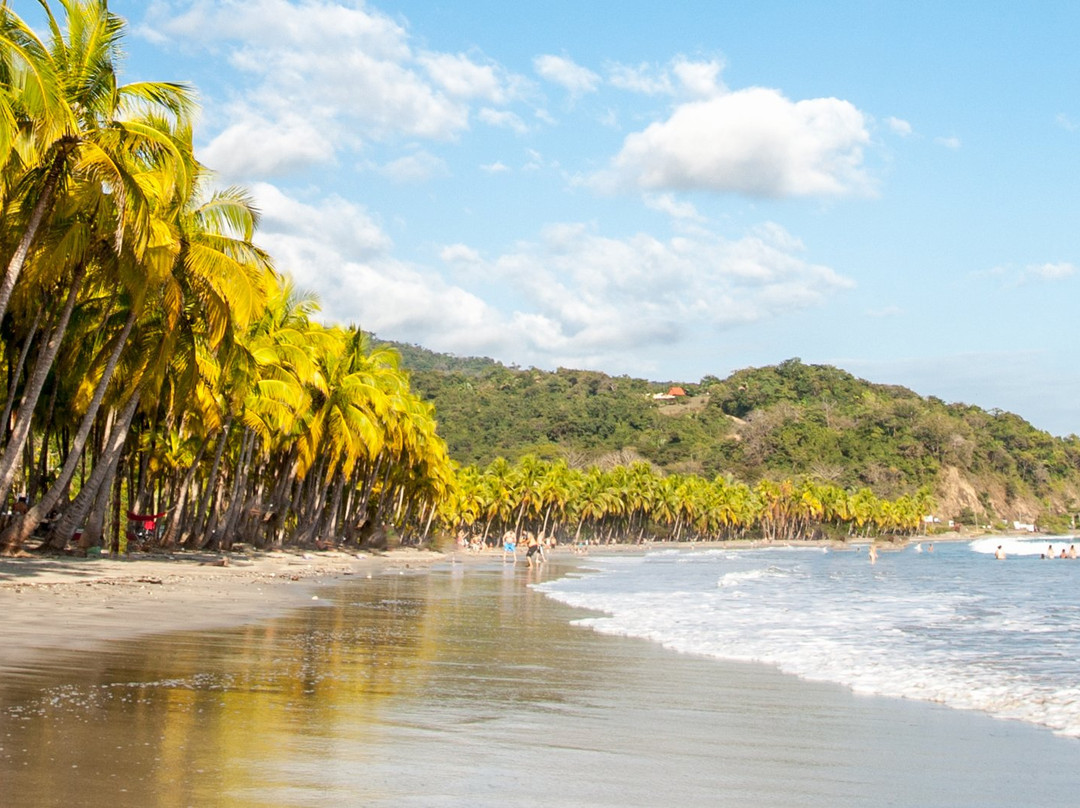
390 343 1080 527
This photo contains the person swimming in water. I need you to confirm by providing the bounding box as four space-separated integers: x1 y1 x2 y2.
995 545 1006 560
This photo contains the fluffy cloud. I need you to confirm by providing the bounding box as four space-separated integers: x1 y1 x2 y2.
252 182 393 263
246 182 852 372
249 182 505 345
202 113 336 180
437 221 853 368
597 87 872 197
418 52 507 102
145 0 524 178
533 54 601 96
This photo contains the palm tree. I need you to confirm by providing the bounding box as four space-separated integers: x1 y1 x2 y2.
0 0 195 328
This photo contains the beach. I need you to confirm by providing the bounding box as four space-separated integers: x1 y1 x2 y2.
0 547 444 677
2 546 1079 807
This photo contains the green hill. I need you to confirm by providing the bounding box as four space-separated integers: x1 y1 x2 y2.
386 341 1080 527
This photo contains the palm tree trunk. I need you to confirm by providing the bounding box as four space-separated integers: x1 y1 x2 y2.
160 435 209 547
43 379 144 551
217 428 255 549
0 305 136 553
194 417 233 539
0 263 87 506
0 144 72 327
0 308 42 443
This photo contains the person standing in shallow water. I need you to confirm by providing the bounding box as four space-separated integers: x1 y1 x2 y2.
868 543 878 564
502 530 517 563
525 532 543 566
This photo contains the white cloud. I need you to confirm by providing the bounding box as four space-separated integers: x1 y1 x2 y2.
478 107 528 134
376 151 448 183
201 113 335 179
977 261 1076 286
596 87 872 197
252 182 393 262
643 193 705 222
245 180 852 376
480 161 510 173
885 116 912 136
533 54 600 96
608 62 674 95
1056 113 1078 132
435 221 853 367
935 136 962 149
608 57 725 98
249 182 504 343
440 244 482 264
671 58 725 98
1024 262 1076 281
418 52 507 102
144 0 528 179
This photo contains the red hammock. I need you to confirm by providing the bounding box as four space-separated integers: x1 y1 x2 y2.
126 510 166 529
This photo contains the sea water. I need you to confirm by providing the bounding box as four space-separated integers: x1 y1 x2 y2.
536 537 1080 739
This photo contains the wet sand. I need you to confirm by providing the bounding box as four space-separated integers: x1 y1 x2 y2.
0 547 444 677
2 551 1078 806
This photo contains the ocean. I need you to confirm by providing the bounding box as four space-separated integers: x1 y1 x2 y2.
536 536 1080 739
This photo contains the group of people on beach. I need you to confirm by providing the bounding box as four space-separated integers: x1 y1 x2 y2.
454 529 549 566
501 530 547 565
993 543 1077 560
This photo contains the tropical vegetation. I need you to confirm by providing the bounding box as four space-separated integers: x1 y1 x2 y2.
0 0 454 555
397 346 1080 531
443 455 934 545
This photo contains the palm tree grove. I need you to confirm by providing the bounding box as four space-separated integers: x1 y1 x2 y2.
0 1 949 556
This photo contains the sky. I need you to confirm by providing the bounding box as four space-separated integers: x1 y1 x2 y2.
13 1 1080 435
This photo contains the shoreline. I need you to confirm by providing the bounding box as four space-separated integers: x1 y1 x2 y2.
0 530 1040 677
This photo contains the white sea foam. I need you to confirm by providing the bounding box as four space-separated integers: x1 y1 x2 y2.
537 541 1080 738
717 567 787 587
970 534 1078 557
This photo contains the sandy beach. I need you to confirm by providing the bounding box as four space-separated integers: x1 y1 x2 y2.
4 541 1078 807
0 546 448 677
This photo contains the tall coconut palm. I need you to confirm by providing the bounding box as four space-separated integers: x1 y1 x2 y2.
0 0 195 328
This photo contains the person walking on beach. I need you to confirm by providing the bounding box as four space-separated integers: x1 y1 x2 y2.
502 530 517 563
525 532 543 566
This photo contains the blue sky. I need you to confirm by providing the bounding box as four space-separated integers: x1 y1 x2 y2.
15 1 1080 435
